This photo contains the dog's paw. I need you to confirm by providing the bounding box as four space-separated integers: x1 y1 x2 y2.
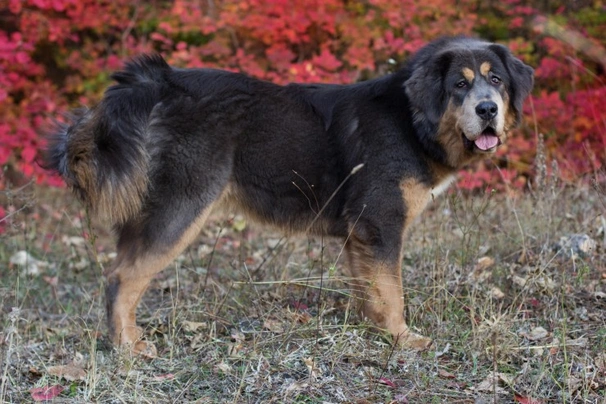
131 340 158 358
116 338 158 358
395 331 433 351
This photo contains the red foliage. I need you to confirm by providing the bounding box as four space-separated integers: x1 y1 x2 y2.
0 0 604 191
30 385 64 402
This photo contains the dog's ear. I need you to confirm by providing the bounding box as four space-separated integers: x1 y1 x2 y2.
489 44 534 124
404 51 453 137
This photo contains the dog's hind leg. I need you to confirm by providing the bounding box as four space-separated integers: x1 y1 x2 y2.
104 202 217 357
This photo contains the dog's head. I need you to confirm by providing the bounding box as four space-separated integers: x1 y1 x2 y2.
404 37 534 168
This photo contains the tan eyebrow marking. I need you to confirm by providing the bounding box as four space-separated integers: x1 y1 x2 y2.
462 67 475 82
480 61 491 77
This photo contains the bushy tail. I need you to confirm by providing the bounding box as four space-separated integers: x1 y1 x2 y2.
44 54 171 225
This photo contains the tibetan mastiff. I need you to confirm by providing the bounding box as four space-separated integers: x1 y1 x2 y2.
46 36 534 356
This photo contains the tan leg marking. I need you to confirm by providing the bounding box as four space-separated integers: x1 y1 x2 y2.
105 206 214 357
400 178 431 229
347 178 435 350
346 241 432 350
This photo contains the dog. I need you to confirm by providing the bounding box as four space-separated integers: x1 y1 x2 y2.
45 36 533 356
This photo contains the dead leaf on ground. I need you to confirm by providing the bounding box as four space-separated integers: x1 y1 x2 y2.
183 320 207 333
48 353 87 381
438 368 456 379
30 385 64 401
470 256 495 284
303 357 321 378
475 256 495 271
520 326 549 341
378 377 396 388
43 276 58 286
490 287 505 299
215 361 232 373
475 372 511 394
61 236 86 247
9 250 48 275
263 318 284 333
48 363 86 381
227 342 244 357
512 275 527 287
514 394 545 404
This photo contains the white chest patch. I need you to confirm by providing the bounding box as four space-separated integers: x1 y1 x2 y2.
430 175 456 200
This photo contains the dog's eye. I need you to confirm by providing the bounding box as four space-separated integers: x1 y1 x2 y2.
490 75 501 85
456 80 468 89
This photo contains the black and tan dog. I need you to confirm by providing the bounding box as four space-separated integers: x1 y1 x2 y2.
45 36 533 356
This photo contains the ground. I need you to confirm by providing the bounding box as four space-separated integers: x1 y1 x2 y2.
1 174 605 403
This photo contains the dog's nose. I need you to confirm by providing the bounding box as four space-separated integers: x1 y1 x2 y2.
475 101 498 120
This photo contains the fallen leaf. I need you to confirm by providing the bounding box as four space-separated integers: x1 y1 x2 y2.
303 357 321 377
263 318 283 333
512 275 527 287
283 380 309 396
438 368 456 379
514 394 545 404
48 363 86 381
227 342 243 357
520 326 549 341
216 361 232 373
291 301 308 311
293 311 312 324
43 276 58 286
9 250 48 275
475 372 508 394
230 329 245 343
62 236 86 247
183 321 207 333
475 256 495 271
29 366 42 376
490 287 505 299
567 376 583 393
378 377 396 388
30 385 64 401
535 275 556 291
565 337 587 347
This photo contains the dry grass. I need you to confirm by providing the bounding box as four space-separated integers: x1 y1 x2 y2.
1 170 605 403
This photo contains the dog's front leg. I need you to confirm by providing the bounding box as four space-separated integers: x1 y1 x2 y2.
346 232 432 350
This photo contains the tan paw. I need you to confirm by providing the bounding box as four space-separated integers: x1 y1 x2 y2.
118 339 157 358
395 331 433 350
132 340 158 358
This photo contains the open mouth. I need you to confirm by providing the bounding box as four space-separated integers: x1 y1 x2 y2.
463 127 501 152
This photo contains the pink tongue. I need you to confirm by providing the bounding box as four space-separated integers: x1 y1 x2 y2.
474 134 499 150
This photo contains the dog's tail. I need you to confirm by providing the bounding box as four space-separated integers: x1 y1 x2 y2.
44 54 171 225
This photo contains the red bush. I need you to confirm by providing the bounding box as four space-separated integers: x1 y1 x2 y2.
0 0 604 192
